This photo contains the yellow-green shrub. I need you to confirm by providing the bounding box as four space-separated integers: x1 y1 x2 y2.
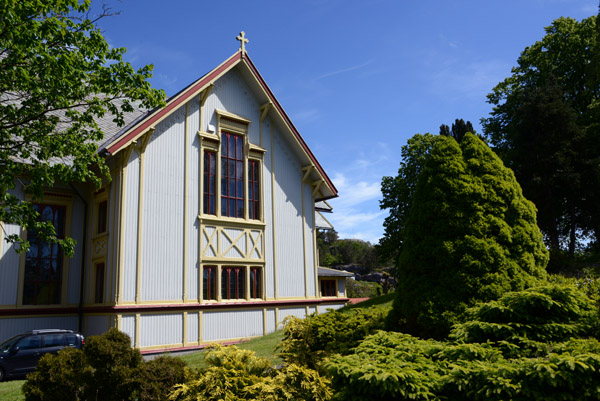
169 345 331 401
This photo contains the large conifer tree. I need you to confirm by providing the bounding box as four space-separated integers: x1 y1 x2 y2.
389 133 548 338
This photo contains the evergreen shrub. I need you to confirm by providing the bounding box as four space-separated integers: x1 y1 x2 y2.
23 328 186 401
451 283 599 353
277 306 389 369
389 133 548 338
169 345 332 401
325 330 600 401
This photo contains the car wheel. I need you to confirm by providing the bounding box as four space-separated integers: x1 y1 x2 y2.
0 367 5 382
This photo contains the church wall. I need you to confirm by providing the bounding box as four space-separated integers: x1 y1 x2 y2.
106 172 121 304
278 307 308 323
203 309 263 342
121 314 136 347
0 188 24 305
187 97 201 301
67 196 85 305
139 313 183 348
0 316 78 343
85 315 111 337
122 150 140 302
273 130 305 298
263 119 275 299
304 181 317 297
140 106 186 302
205 69 261 144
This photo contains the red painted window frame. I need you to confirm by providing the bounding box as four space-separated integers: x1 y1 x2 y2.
23 203 66 305
220 132 244 218
321 279 337 297
203 150 217 215
248 159 260 220
221 266 245 300
203 265 217 300
250 267 262 299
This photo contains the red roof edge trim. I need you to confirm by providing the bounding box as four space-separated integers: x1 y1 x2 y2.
242 55 338 197
106 52 243 155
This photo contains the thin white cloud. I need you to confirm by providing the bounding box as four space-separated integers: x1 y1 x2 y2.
317 60 374 80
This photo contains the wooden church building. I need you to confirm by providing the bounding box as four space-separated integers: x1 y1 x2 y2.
0 34 350 352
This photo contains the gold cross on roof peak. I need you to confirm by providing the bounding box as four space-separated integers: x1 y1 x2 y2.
236 31 249 54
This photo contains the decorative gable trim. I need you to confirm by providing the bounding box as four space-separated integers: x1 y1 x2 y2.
104 51 337 199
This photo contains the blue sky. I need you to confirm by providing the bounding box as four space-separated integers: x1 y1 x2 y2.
98 0 597 244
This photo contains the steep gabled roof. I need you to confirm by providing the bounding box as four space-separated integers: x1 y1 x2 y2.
102 51 337 200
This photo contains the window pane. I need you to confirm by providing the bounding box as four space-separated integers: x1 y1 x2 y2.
229 201 235 218
236 161 243 180
203 266 216 300
229 135 235 157
23 283 35 305
97 201 108 234
41 205 53 222
237 200 244 218
23 204 66 305
221 134 228 155
236 136 243 159
221 158 227 177
250 268 262 298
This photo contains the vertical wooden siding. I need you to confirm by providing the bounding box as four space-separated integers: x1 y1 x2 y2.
141 107 185 301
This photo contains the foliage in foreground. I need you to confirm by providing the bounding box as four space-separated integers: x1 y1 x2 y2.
326 330 600 401
0 0 165 254
326 284 600 401
389 133 548 338
277 306 389 370
22 329 186 401
169 345 331 401
451 283 600 356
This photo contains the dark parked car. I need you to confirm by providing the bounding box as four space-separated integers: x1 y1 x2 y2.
0 329 85 381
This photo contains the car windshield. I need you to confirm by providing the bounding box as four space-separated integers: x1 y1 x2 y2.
0 335 22 353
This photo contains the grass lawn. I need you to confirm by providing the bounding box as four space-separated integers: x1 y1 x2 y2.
0 379 25 401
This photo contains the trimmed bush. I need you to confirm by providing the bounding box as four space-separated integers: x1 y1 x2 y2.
169 345 331 401
450 283 599 357
23 328 186 401
277 306 389 369
325 330 600 401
